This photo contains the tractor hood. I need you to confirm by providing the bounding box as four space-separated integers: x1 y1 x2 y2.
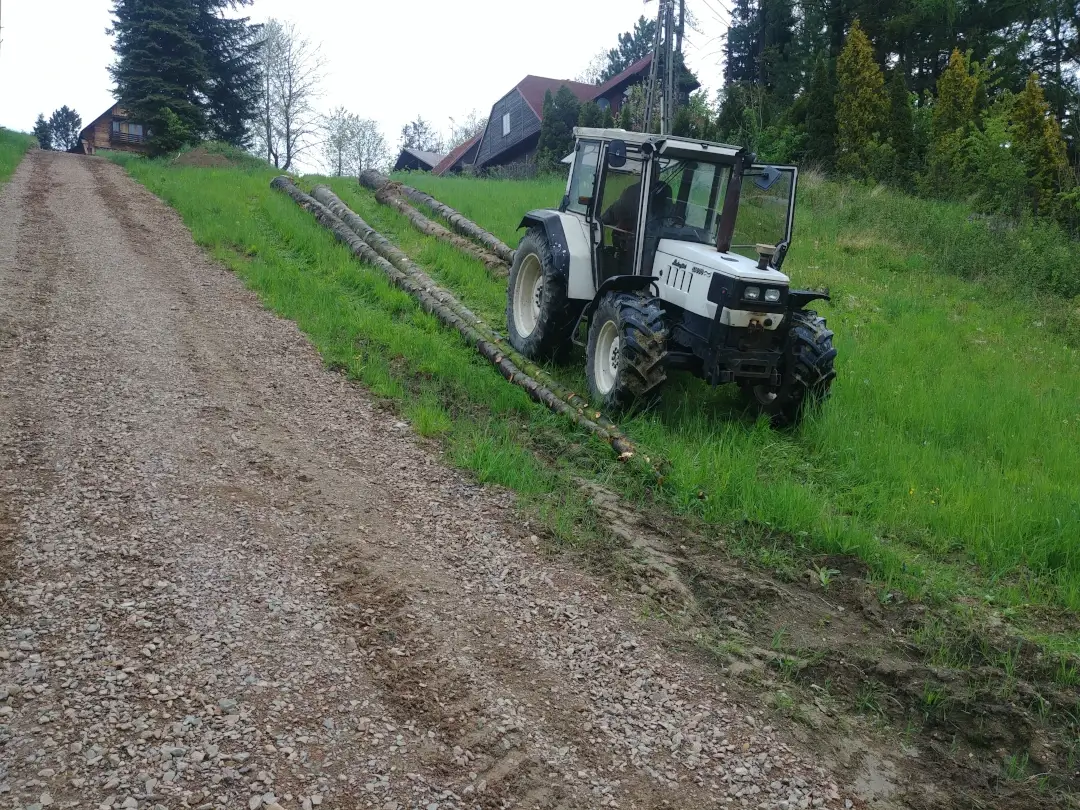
655 240 791 285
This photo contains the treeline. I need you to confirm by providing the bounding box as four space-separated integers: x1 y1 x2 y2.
32 107 82 152
697 1 1078 229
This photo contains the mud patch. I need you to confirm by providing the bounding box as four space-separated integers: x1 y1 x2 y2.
580 483 1080 810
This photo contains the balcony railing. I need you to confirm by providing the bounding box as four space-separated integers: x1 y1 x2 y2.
111 131 146 145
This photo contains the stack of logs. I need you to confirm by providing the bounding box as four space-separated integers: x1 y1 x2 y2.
271 176 656 476
358 170 511 277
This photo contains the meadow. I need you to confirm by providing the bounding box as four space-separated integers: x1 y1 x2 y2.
0 129 35 185
107 149 1080 652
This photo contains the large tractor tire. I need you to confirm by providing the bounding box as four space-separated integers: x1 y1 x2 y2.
586 292 668 409
506 227 579 360
744 309 837 427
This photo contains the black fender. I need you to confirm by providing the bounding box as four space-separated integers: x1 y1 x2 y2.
788 288 831 310
518 209 570 282
570 274 660 346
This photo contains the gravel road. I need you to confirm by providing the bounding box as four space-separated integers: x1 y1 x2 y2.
0 150 854 810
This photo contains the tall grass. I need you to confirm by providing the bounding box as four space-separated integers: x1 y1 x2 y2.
0 128 35 186
110 152 1080 634
396 171 1080 614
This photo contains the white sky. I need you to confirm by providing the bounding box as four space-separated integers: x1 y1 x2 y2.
0 0 729 165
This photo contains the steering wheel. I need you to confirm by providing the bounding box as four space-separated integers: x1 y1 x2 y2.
649 215 686 229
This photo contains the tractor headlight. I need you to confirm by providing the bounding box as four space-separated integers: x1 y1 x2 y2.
764 288 781 303
744 286 761 301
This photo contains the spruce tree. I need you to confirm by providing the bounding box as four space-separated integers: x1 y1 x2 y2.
110 0 207 154
601 16 656 81
110 0 261 154
835 20 885 177
803 56 837 166
194 0 262 147
32 114 53 150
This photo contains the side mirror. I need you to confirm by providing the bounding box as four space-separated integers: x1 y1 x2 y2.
606 139 627 168
751 165 782 191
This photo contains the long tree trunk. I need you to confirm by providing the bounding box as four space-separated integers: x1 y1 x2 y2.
273 177 651 473
359 170 516 264
310 184 634 446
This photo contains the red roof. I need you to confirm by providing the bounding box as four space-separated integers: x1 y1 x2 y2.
516 76 598 118
592 54 653 99
432 132 482 176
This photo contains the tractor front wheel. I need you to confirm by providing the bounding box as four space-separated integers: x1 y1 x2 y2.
586 292 668 409
743 309 837 427
506 227 578 360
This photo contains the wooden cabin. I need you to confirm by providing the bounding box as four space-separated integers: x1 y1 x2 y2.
392 148 445 172
75 103 149 155
472 55 656 172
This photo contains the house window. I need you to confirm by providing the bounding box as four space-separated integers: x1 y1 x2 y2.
502 113 511 137
111 120 144 141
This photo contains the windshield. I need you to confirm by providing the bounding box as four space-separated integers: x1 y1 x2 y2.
649 157 731 246
731 166 797 259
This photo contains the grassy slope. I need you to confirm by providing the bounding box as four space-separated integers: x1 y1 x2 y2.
109 152 1080 653
382 172 1080 622
0 129 35 185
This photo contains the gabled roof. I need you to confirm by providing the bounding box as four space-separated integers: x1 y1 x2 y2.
516 76 598 118
78 102 123 142
396 147 444 169
433 132 482 176
592 54 653 99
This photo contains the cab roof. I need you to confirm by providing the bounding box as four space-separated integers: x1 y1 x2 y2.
573 127 745 160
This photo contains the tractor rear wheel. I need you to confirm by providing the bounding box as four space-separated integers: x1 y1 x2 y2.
506 227 578 360
586 292 668 409
743 309 836 427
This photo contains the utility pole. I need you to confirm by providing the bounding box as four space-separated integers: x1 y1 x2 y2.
642 0 665 134
662 0 676 135
676 0 685 57
643 0 679 136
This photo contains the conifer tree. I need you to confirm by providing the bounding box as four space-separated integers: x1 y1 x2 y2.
48 107 83 151
886 70 916 185
933 49 978 139
835 20 885 177
925 49 979 196
194 0 262 148
803 56 837 166
110 0 207 154
536 87 581 170
32 115 53 150
1010 73 1070 218
110 0 261 154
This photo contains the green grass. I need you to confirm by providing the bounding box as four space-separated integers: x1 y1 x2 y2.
395 171 1080 620
109 151 1080 653
0 128 35 186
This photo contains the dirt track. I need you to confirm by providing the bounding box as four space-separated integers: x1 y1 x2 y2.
0 150 853 809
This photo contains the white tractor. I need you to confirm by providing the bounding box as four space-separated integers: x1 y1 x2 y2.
507 127 837 426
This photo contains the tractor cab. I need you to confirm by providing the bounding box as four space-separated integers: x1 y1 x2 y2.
561 128 798 291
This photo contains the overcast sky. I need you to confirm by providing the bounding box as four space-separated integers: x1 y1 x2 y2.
0 0 730 166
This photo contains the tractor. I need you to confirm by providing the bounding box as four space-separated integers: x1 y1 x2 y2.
506 127 837 426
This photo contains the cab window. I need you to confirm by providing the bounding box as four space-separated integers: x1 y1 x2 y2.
566 140 600 215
